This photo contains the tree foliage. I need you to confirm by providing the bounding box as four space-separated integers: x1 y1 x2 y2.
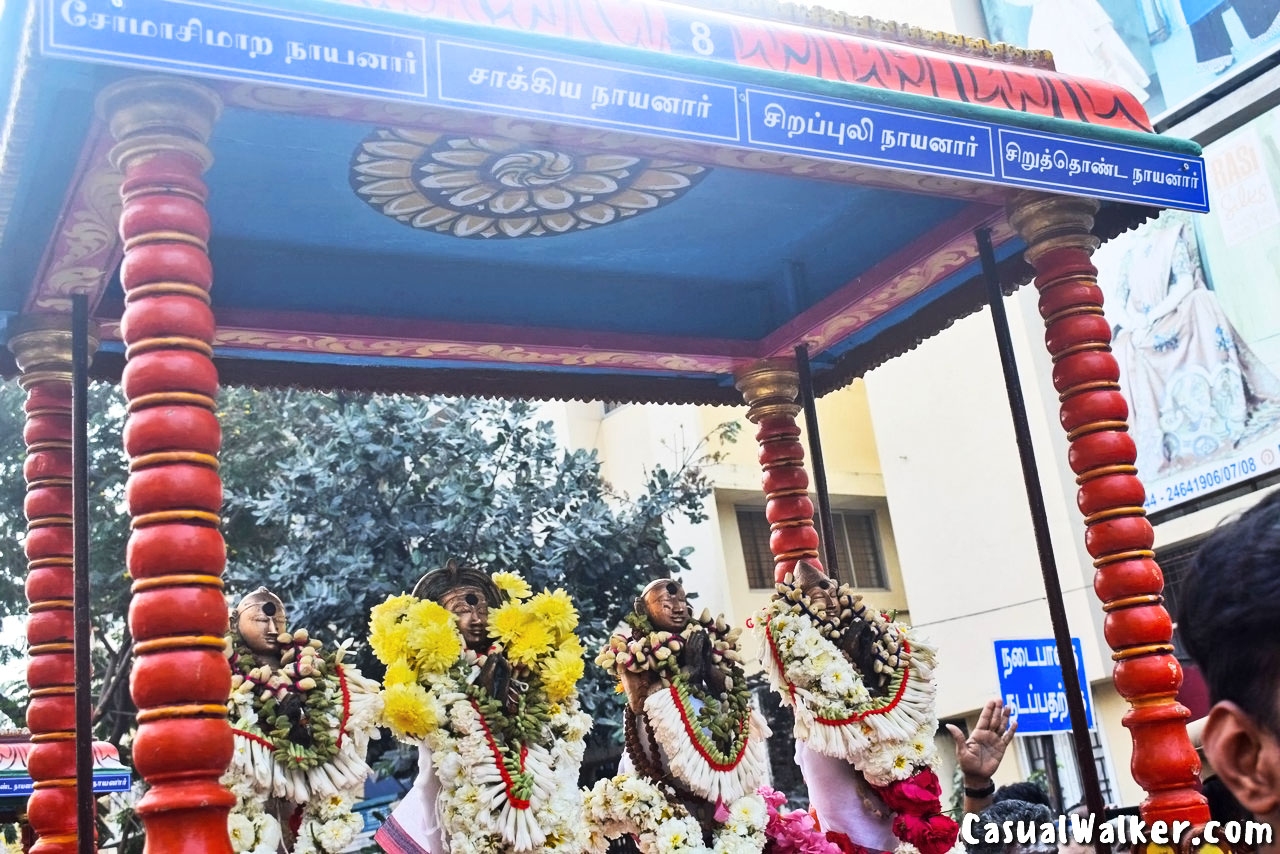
0 381 735 765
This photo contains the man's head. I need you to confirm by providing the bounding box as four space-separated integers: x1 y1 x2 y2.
413 560 503 652
1178 489 1280 836
967 800 1057 854
232 587 287 657
992 781 1051 809
636 578 690 632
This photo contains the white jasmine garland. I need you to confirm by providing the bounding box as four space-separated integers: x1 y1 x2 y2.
223 641 382 853
756 597 940 787
582 775 768 854
412 670 591 854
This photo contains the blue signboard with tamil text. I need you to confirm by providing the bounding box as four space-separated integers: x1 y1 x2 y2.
436 40 741 142
40 0 1209 213
49 0 429 98
745 89 995 178
0 771 132 798
994 637 1095 736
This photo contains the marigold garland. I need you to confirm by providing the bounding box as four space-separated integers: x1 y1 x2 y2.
371 571 591 854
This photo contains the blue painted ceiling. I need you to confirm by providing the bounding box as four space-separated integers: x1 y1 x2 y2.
181 107 968 340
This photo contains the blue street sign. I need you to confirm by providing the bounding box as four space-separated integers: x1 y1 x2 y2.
40 0 1210 212
0 771 132 797
994 637 1095 736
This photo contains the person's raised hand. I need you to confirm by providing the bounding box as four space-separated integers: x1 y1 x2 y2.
947 698 1017 783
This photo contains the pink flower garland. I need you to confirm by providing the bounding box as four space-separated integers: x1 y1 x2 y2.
758 787 842 854
871 769 960 854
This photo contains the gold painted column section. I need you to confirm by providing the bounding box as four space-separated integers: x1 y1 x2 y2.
8 314 98 854
1007 191 1208 826
734 359 823 582
98 77 235 852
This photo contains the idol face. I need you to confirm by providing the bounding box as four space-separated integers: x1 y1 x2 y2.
644 581 690 632
801 574 840 618
441 587 491 651
238 598 286 657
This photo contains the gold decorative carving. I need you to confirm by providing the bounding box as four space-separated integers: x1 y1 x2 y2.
28 133 124 313
8 314 100 380
96 76 222 169
735 358 801 422
221 84 1010 205
792 218 1016 354
1006 191 1100 264
351 129 708 239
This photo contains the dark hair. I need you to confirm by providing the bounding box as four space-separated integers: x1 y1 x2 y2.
993 781 1052 809
966 800 1056 854
1177 489 1280 734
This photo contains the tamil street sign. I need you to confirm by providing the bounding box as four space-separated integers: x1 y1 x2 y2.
993 637 1095 736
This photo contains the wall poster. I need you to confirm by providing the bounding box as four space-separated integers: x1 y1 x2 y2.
1089 103 1280 512
981 0 1280 122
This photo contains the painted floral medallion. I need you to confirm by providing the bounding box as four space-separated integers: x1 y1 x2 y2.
350 128 709 239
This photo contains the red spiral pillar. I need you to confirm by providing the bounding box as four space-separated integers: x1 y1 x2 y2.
1007 192 1208 827
734 359 824 582
98 77 235 852
8 315 98 853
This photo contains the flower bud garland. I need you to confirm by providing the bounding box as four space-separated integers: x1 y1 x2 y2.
595 607 770 808
224 629 382 854
371 572 592 854
754 574 960 854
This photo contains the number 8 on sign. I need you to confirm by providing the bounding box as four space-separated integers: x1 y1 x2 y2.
663 10 733 61
690 21 715 55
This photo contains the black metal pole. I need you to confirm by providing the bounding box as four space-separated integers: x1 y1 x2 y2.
71 294 94 854
975 228 1107 829
794 345 840 579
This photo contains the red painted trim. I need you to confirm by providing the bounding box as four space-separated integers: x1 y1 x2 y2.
667 683 749 773
24 125 122 315
316 0 1152 131
206 306 759 359
763 616 912 726
470 700 531 810
761 205 1005 357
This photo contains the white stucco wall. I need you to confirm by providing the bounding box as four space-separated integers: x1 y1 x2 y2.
863 289 1143 808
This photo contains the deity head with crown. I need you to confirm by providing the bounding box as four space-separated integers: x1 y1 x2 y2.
222 585 382 854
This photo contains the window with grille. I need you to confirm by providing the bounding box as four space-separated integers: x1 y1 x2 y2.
736 507 887 590
1022 730 1116 811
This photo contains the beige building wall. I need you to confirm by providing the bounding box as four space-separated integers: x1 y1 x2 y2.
863 289 1145 810
539 375 908 668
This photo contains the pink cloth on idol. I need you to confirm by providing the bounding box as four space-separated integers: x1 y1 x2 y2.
797 742 899 853
375 744 443 854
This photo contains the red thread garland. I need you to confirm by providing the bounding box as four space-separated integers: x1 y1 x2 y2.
471 700 531 810
763 616 912 726
336 664 351 749
667 684 749 773
232 728 277 751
